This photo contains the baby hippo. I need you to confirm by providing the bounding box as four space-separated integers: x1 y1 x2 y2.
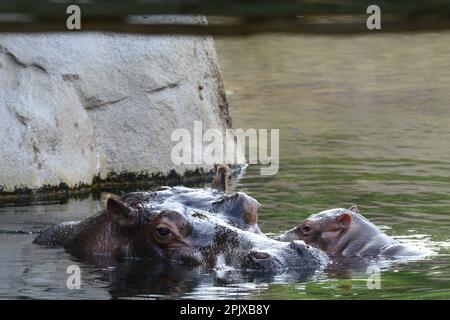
278 206 425 258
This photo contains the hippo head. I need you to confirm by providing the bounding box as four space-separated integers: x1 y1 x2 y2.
277 206 361 254
138 186 262 234
277 206 430 259
106 188 328 272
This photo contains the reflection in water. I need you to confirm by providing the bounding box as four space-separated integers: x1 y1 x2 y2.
1 33 450 299
105 262 322 299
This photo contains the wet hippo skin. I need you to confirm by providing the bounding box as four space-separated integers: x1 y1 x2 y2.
278 205 426 258
33 174 328 272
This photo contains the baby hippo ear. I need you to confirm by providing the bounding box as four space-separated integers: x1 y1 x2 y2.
337 212 352 227
106 196 138 227
348 205 360 214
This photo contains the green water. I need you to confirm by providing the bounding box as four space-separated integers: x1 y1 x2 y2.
215 32 450 299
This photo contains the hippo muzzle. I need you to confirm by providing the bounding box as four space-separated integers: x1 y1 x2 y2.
242 240 328 272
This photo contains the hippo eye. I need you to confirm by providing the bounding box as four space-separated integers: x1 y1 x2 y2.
156 227 171 237
302 224 313 234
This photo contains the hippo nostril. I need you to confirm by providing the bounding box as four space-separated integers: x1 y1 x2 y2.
290 240 308 256
249 251 271 260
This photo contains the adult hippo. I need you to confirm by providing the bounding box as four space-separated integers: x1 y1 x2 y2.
277 206 426 258
33 176 328 273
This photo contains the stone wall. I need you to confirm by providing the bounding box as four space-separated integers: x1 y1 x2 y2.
0 16 231 193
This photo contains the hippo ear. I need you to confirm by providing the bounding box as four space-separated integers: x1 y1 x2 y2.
337 213 352 227
211 164 229 193
106 196 137 227
348 205 360 214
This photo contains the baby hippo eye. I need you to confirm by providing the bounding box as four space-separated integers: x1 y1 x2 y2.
156 226 171 237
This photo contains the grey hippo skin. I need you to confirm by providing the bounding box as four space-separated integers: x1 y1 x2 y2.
33 173 328 273
278 205 425 258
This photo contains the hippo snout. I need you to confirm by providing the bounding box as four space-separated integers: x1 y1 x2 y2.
288 240 329 269
289 240 311 256
276 227 301 242
240 238 329 272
